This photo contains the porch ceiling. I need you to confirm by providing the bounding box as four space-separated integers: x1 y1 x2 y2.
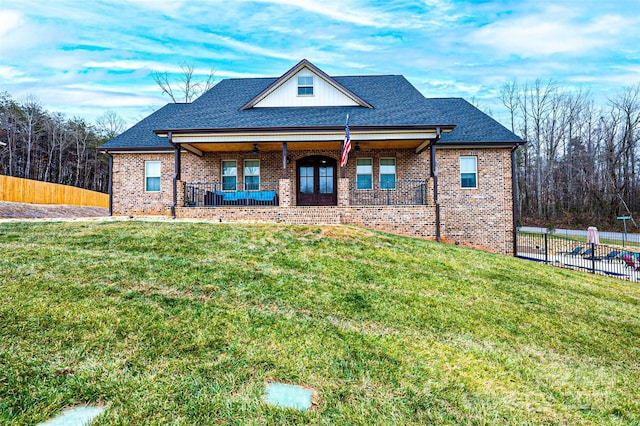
185 139 427 152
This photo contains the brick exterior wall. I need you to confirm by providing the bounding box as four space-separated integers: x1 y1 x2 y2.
437 147 514 254
110 146 515 255
111 153 174 215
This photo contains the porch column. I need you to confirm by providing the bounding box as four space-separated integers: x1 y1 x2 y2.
430 128 441 243
279 179 291 207
282 142 288 179
338 178 349 207
107 153 113 216
170 131 179 219
511 146 518 256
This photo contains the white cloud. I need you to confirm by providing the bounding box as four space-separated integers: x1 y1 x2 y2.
469 6 636 58
0 66 24 79
0 10 24 37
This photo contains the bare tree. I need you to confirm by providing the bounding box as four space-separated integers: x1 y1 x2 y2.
96 111 126 140
501 78 640 229
20 95 44 179
0 92 109 192
500 79 519 134
153 64 216 103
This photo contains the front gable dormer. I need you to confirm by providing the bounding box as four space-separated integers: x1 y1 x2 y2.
240 59 373 110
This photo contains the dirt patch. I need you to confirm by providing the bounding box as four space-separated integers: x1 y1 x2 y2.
0 201 109 219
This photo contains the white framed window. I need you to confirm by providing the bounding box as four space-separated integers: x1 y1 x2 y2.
380 158 396 190
356 158 373 190
297 76 314 96
244 159 260 190
222 160 237 191
144 161 161 192
460 156 478 188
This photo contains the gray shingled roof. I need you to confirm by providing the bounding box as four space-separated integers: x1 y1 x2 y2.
101 103 186 150
431 98 522 144
100 74 521 150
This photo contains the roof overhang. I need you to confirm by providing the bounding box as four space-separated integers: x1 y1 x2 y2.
100 147 173 154
436 141 525 149
154 125 455 153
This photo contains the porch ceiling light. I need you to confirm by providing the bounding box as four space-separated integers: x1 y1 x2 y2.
354 143 361 153
252 144 259 155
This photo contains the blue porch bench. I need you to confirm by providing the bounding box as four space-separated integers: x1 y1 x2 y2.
204 190 278 206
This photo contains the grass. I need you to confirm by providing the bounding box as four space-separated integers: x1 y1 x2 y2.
0 221 639 425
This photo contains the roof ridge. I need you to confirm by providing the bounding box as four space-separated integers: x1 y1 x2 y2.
218 74 404 83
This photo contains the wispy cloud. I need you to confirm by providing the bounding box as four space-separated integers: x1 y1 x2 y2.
244 0 428 29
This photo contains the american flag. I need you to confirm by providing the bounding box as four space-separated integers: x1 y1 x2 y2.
340 114 351 168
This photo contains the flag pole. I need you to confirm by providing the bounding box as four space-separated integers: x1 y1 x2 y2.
340 114 350 179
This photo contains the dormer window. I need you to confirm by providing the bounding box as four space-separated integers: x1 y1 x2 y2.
297 76 314 96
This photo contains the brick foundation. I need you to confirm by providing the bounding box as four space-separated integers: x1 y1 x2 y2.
175 205 438 241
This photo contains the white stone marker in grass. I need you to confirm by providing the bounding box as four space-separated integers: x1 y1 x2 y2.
38 406 105 426
265 382 313 410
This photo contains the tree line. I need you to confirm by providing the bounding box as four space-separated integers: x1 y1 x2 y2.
500 81 639 230
0 92 124 194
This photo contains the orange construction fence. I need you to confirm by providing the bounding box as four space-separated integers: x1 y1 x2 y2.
0 175 109 208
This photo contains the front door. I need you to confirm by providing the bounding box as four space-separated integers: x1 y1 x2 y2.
296 156 337 206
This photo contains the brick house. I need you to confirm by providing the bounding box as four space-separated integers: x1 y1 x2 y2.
100 60 523 255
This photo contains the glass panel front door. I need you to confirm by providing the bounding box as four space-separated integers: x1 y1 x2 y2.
319 166 333 194
300 166 314 194
296 156 337 206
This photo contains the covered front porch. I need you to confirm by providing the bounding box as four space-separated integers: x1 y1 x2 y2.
163 125 446 240
165 125 444 207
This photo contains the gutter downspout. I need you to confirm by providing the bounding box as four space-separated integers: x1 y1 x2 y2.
430 127 442 243
511 146 519 256
169 132 179 219
107 152 113 216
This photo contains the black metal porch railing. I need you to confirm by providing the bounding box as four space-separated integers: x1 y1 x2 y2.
184 182 279 207
516 231 640 282
350 179 427 206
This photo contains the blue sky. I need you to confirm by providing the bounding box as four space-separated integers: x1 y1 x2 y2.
1 0 639 127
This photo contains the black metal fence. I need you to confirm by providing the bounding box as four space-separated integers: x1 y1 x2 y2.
184 182 279 207
350 179 427 206
517 231 640 282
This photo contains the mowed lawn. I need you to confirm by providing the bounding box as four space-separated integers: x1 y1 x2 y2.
1 221 639 425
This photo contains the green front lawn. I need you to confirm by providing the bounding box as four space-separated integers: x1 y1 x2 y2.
1 221 639 425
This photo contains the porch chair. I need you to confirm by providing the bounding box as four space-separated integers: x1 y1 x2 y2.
581 247 594 258
558 246 584 256
622 254 639 271
598 250 620 262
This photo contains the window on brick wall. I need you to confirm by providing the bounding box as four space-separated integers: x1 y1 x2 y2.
144 161 161 192
460 156 477 188
222 160 237 191
380 158 396 189
244 159 260 190
356 158 372 189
